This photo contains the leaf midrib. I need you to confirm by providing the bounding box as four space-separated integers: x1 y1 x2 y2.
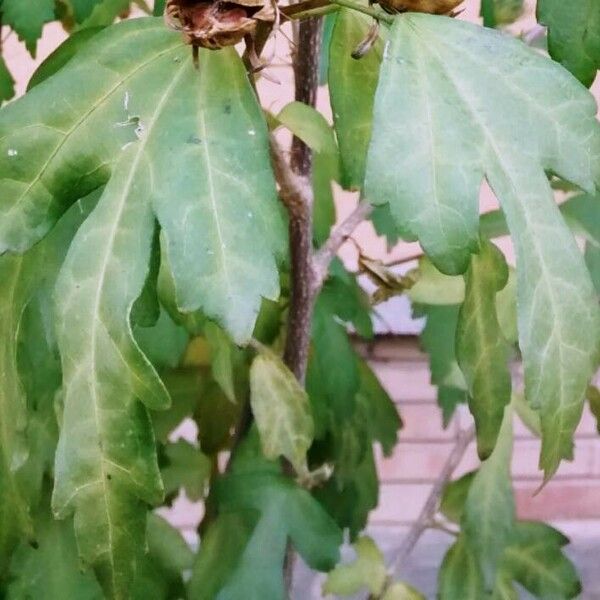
84 56 189 593
416 27 575 470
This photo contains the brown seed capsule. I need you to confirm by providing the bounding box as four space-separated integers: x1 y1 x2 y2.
165 0 275 57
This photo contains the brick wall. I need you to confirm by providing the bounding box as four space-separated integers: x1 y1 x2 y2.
361 337 600 525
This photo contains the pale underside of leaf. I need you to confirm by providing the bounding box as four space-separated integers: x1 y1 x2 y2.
365 14 600 478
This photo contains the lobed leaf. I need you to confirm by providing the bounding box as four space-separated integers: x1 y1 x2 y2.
537 0 600 88
0 18 285 343
1 0 55 56
190 433 342 599
365 14 600 478
161 440 211 501
500 521 581 598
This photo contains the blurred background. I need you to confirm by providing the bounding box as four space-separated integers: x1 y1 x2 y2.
4 1 600 596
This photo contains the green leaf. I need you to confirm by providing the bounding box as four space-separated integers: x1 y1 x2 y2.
276 101 339 245
438 386 468 428
365 14 600 479
323 536 387 597
371 203 400 247
194 380 242 454
314 439 378 538
481 0 523 28
0 18 285 344
500 521 581 599
416 304 465 392
15 295 62 507
154 48 286 344
324 258 373 338
152 369 203 444
457 241 512 459
0 195 95 573
1 0 56 56
131 513 193 600
70 0 107 22
383 582 425 600
512 391 541 438
440 470 476 524
588 385 600 435
329 8 383 189
28 27 104 91
462 407 514 586
134 308 189 370
585 243 600 294
78 0 131 28
560 193 600 247
0 57 15 104
7 499 103 599
307 295 360 435
407 257 465 306
53 144 170 598
438 536 485 600
190 435 342 600
491 574 518 600
537 0 600 87
250 348 314 475
188 512 255 600
204 322 237 403
356 358 401 456
161 440 211 501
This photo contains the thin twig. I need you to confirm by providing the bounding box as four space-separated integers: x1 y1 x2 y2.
382 251 424 268
313 200 373 289
388 426 476 576
428 518 460 538
329 0 394 23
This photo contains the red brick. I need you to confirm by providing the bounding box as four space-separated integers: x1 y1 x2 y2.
371 483 432 524
371 362 437 403
515 480 600 521
397 404 455 441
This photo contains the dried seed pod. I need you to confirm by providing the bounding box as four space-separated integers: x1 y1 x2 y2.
165 0 275 53
376 0 463 15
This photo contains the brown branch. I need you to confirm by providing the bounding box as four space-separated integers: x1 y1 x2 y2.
290 17 323 174
278 13 324 592
388 426 475 576
313 200 373 289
